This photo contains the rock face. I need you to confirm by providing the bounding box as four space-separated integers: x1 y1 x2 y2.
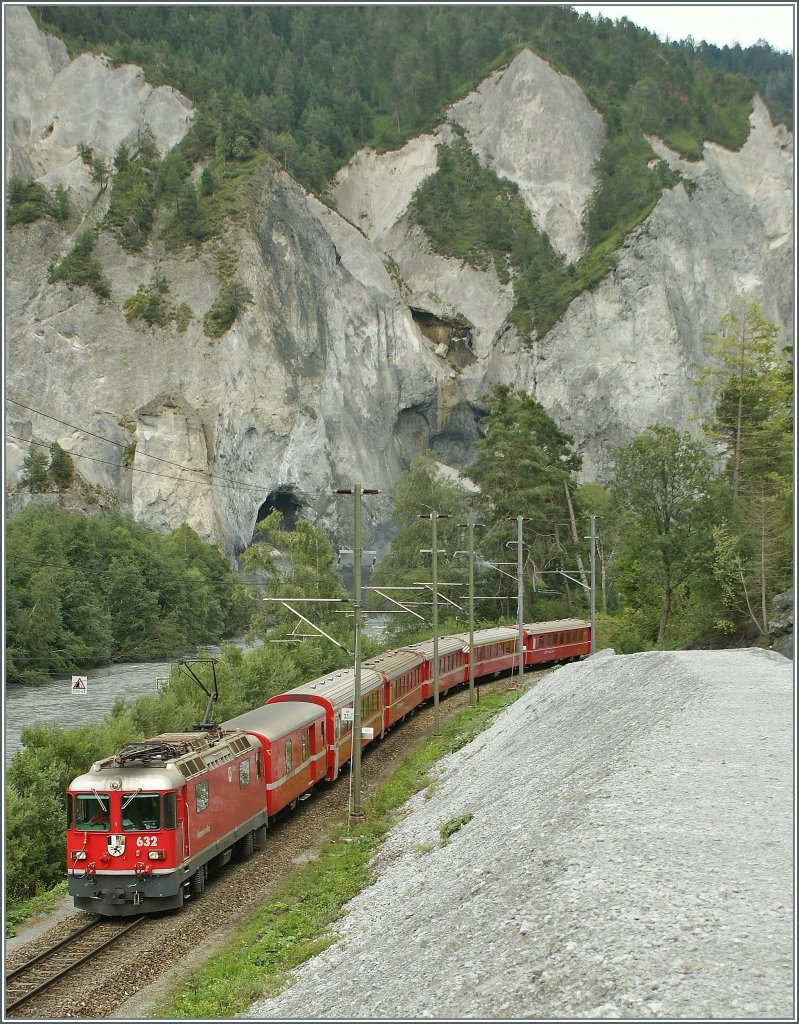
4 6 193 201
4 7 794 554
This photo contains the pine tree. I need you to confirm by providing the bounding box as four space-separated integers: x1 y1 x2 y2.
696 300 792 640
696 300 788 513
48 441 75 490
22 446 50 491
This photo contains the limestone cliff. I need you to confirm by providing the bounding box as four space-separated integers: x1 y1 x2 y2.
4 8 793 554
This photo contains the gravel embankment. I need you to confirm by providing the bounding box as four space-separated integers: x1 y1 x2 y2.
246 648 794 1021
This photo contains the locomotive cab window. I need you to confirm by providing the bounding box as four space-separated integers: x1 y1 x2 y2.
240 758 251 787
122 792 161 831
163 792 176 829
74 793 110 831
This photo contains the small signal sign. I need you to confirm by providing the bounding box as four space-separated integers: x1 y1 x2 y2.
71 675 88 695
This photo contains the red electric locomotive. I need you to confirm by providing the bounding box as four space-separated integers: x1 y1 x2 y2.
66 728 266 915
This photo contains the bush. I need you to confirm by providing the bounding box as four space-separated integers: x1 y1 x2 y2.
47 229 111 299
7 176 71 226
123 273 194 330
203 279 253 337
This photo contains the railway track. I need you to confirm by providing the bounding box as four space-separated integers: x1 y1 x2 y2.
5 673 534 1019
5 914 145 1015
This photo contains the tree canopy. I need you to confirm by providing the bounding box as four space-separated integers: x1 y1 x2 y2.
5 508 255 683
373 390 589 629
609 425 718 647
466 385 587 617
694 301 793 640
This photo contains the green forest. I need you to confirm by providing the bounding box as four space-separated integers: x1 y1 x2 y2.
23 5 789 337
5 509 255 684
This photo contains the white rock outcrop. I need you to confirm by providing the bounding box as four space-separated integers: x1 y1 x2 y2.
4 6 193 201
448 49 605 263
4 7 793 553
334 65 793 481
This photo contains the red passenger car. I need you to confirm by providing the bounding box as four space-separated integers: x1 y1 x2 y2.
221 701 327 817
524 618 591 666
266 666 384 780
402 636 469 699
362 648 427 730
460 626 521 679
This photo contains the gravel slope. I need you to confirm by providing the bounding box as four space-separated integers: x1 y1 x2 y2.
246 648 794 1021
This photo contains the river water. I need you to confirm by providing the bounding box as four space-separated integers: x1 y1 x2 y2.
3 642 260 767
4 617 389 766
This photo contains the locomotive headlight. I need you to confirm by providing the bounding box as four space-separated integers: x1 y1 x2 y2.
71 851 87 861
147 851 166 860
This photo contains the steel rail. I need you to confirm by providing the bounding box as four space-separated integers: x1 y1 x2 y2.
5 915 145 1014
5 917 103 982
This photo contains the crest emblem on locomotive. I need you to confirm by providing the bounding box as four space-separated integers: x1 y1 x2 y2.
107 834 126 857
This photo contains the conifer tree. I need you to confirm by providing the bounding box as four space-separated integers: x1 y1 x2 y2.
696 300 789 512
22 445 49 491
48 441 75 490
696 300 792 639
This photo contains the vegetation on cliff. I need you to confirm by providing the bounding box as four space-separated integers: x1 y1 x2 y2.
47 228 111 299
26 5 786 334
6 176 70 226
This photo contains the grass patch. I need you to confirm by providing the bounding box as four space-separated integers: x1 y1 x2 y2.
155 686 524 1019
439 812 474 846
6 881 69 938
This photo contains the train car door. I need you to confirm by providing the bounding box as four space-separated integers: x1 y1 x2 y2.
178 786 190 861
